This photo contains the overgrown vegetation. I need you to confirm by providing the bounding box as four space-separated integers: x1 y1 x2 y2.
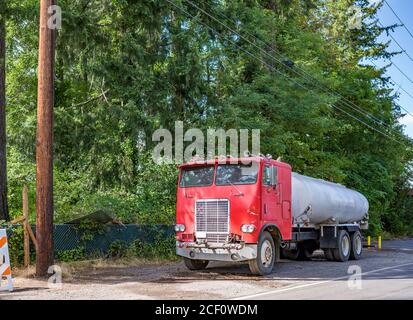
2 0 413 237
6 223 176 266
108 236 176 260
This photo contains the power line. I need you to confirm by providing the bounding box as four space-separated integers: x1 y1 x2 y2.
391 61 413 86
198 0 390 129
371 60 413 118
165 0 406 146
184 0 393 131
396 84 413 103
392 86 413 118
370 60 412 98
378 21 413 64
384 0 413 40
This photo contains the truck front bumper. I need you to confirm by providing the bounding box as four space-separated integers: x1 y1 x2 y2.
176 242 257 262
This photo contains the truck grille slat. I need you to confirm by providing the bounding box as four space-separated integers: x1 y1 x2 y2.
196 199 229 244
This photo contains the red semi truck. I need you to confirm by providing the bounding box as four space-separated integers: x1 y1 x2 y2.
175 156 369 275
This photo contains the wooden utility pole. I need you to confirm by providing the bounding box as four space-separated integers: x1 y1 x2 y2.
23 185 30 267
0 1 9 222
36 0 56 277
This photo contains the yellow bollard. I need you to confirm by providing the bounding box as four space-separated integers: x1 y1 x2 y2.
378 236 382 250
367 236 371 249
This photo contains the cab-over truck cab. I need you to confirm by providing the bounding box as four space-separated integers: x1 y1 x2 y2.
175 156 292 275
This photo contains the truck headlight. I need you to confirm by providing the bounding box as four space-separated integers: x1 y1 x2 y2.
241 224 255 233
174 224 186 232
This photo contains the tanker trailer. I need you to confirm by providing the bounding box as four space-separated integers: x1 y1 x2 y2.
291 173 369 225
280 172 369 263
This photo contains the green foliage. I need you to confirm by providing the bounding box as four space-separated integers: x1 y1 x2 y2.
126 236 176 260
77 219 109 242
53 153 177 224
6 226 35 267
7 226 24 267
4 0 413 238
56 247 86 262
108 240 128 259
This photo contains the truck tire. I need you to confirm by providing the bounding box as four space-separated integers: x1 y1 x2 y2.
324 248 335 261
183 257 209 270
299 241 317 260
333 230 351 262
282 244 313 261
249 231 275 275
350 230 363 260
281 248 299 260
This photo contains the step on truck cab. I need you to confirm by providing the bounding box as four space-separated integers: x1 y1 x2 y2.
175 155 369 275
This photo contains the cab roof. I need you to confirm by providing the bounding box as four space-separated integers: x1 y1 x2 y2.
179 156 291 170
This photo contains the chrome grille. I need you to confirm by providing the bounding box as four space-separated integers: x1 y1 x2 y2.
206 233 228 244
195 199 229 243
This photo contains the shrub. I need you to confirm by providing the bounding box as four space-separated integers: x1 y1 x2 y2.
108 240 128 258
56 247 86 262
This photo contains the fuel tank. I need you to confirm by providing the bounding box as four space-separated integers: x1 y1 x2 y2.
291 173 369 225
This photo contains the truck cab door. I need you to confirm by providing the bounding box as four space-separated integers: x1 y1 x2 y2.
261 164 281 223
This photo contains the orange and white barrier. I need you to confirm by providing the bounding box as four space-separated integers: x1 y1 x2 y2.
0 229 13 292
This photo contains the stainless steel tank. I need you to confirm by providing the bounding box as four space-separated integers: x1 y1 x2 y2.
291 173 369 225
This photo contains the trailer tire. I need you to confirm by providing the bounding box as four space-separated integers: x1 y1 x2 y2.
249 231 275 276
350 230 363 260
333 230 351 262
183 258 209 270
324 248 335 261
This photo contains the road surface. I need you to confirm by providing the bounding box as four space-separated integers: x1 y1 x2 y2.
233 238 413 300
1 239 413 300
235 260 413 300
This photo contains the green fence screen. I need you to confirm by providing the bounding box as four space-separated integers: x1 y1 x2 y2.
5 224 174 254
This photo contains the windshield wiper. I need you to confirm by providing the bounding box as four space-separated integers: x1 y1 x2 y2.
226 180 244 196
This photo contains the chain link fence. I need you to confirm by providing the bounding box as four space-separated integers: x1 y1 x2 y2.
4 224 174 255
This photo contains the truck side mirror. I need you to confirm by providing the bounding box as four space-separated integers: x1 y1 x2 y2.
271 166 278 187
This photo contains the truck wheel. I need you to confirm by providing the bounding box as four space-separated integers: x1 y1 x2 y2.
281 248 300 260
324 248 335 261
350 231 363 260
183 257 209 270
282 245 313 261
299 246 315 261
249 231 275 276
333 230 351 262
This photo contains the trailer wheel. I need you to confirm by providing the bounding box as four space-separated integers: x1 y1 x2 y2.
183 258 209 270
333 230 351 262
324 248 335 261
249 231 275 276
350 230 363 260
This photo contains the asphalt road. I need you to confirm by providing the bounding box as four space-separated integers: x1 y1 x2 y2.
235 262 413 299
234 239 413 300
383 239 413 251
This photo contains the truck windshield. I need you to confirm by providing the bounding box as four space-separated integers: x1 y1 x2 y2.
180 166 214 187
216 163 258 185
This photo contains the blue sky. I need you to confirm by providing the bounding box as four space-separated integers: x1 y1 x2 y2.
374 0 413 138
